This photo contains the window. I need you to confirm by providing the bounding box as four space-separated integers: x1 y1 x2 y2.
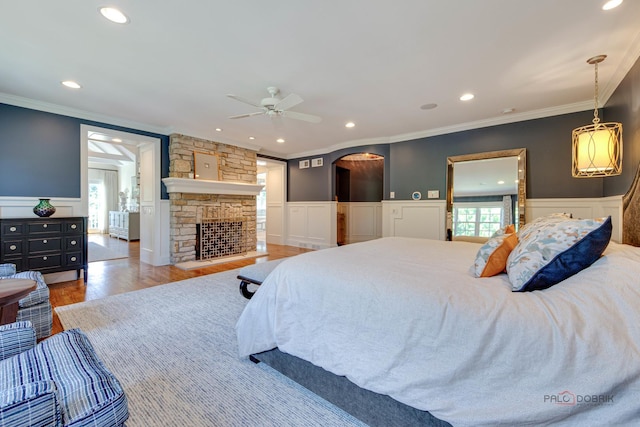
453 203 503 237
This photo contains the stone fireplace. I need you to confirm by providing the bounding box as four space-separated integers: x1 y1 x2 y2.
165 134 260 265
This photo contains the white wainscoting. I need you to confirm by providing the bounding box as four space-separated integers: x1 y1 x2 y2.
286 202 337 249
526 196 623 243
0 197 86 218
337 202 382 244
381 200 446 240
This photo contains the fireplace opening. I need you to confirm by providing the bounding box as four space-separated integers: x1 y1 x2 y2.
196 217 248 260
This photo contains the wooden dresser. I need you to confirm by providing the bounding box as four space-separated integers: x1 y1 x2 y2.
0 217 88 283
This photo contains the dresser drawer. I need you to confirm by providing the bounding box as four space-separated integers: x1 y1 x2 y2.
2 257 23 271
28 237 62 253
2 240 22 255
65 236 83 251
28 254 62 269
1 223 24 237
65 220 84 234
66 252 82 267
28 222 62 234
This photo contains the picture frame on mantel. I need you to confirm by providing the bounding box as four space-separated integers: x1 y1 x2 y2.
194 151 220 180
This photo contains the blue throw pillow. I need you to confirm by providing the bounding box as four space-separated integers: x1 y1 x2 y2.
507 216 612 292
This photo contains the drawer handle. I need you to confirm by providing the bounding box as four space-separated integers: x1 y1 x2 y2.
43 256 48 261
43 239 48 244
9 226 16 232
71 240 77 245
43 224 48 229
9 245 16 251
71 256 77 262
71 224 77 229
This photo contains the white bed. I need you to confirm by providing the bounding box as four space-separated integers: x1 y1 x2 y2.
237 236 640 426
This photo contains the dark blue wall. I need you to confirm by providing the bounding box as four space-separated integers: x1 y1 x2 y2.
0 103 170 199
288 144 390 201
390 111 604 200
288 110 603 201
0 104 81 197
287 54 640 202
603 53 640 197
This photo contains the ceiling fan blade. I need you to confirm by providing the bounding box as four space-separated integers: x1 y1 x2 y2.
274 93 303 111
226 94 262 108
228 111 265 119
281 110 322 123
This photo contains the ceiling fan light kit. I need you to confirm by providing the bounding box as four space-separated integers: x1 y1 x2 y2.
227 87 322 123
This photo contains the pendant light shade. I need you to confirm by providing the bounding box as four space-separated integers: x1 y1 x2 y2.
572 55 623 178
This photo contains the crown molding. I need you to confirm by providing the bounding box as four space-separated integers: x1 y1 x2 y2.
286 101 594 159
0 92 172 136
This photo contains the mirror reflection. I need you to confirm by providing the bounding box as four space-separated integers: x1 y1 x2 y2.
446 148 526 241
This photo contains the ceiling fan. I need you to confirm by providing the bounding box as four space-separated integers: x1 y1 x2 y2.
226 86 322 123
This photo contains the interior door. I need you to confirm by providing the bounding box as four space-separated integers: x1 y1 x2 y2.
138 141 160 264
265 161 286 245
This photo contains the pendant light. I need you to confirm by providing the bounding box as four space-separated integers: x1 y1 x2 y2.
572 55 623 178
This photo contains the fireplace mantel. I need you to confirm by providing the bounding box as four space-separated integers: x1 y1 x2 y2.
162 178 263 196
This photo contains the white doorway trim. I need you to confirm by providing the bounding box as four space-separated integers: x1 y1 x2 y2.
261 158 287 245
81 124 167 265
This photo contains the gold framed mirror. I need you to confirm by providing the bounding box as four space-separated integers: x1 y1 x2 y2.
446 148 526 241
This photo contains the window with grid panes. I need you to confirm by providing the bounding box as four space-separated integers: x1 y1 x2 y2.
453 203 503 237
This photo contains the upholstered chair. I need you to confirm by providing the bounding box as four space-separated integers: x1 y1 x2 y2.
0 321 129 427
0 264 52 339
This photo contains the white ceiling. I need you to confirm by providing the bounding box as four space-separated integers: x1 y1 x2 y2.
2 1 640 159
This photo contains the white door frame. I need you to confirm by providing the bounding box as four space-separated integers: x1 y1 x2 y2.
81 124 166 265
263 158 287 245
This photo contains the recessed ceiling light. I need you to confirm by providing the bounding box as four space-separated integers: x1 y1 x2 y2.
99 7 129 24
602 0 623 10
502 108 515 114
420 103 438 110
345 122 355 128
276 138 285 143
215 128 222 132
248 136 255 140
112 138 122 143
460 93 474 101
497 180 505 185
61 81 81 89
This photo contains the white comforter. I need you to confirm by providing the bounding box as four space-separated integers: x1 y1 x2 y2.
236 237 640 426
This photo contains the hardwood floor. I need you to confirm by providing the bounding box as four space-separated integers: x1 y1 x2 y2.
49 234 311 335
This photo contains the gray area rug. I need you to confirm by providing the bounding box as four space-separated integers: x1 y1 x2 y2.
55 270 367 427
87 241 128 262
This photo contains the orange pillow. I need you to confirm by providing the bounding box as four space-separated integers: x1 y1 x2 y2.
474 233 518 277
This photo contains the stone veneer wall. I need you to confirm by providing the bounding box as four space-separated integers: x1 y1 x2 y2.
169 133 257 264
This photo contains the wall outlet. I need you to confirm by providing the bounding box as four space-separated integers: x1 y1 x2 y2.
390 191 395 199
427 190 439 199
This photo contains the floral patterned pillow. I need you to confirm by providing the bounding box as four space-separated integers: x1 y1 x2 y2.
517 213 572 242
507 216 612 291
474 233 518 277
